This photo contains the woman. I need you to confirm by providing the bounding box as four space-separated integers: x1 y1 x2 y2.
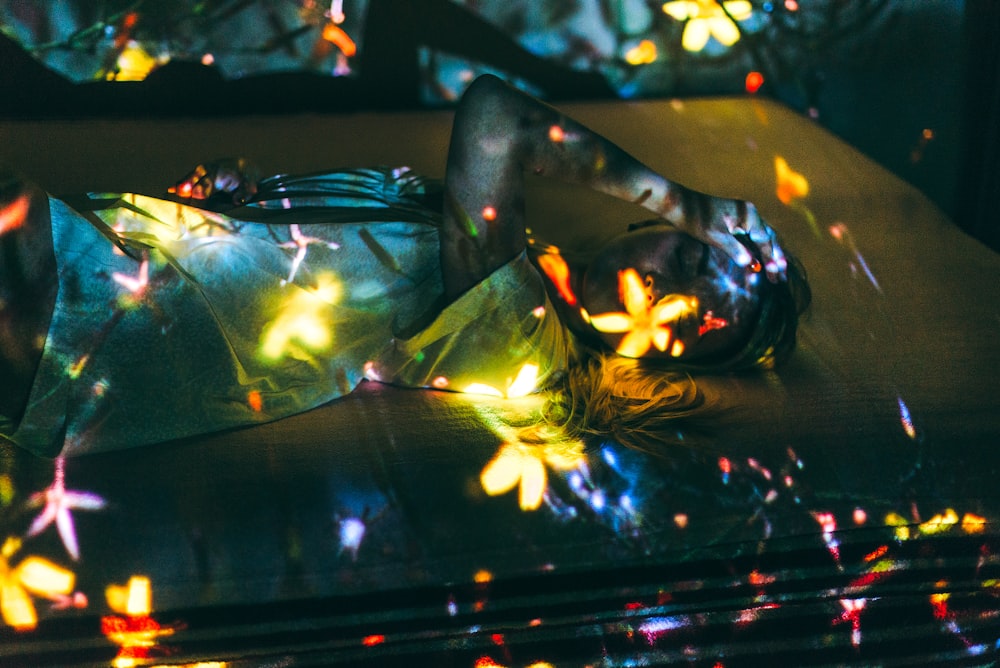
0 75 807 457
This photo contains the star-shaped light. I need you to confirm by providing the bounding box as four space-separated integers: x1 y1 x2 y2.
26 458 106 561
662 0 753 52
278 224 341 286
480 436 584 511
588 268 698 358
0 537 75 631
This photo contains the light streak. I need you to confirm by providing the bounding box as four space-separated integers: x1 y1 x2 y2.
896 396 917 439
829 223 882 292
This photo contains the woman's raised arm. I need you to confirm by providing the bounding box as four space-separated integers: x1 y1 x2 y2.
440 74 785 299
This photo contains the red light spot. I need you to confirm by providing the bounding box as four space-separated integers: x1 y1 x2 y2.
362 634 385 646
481 206 497 221
745 71 764 94
247 390 263 412
624 601 645 610
491 632 505 645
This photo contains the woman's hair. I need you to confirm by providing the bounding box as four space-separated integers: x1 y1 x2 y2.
541 242 810 451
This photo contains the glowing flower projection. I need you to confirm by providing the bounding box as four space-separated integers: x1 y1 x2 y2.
0 537 75 631
661 0 753 52
102 575 177 667
774 156 809 205
112 42 162 81
774 155 818 236
258 273 341 362
26 458 106 561
481 438 585 511
463 363 541 399
588 268 698 358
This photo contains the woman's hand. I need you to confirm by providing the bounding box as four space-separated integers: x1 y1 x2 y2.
168 158 259 206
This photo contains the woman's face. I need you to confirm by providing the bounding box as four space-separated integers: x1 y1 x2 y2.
582 225 761 361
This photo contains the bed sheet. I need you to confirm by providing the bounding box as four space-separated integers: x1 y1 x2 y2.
1 97 998 665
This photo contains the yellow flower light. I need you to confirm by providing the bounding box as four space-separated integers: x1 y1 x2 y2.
0 537 75 631
463 363 540 399
662 0 753 52
259 273 341 362
625 39 658 65
481 439 584 511
588 268 698 358
113 41 162 81
774 155 809 205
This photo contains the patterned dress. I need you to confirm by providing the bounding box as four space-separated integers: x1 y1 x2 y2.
4 168 575 457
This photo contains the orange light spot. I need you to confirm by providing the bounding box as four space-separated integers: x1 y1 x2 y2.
0 193 30 235
853 507 868 525
625 39 657 65
745 71 764 94
431 376 449 389
322 23 357 57
474 657 505 668
774 156 809 205
362 634 385 646
536 252 578 306
961 513 986 534
548 125 565 143
670 339 685 357
863 545 888 562
481 205 497 221
247 390 263 412
473 569 493 584
673 513 688 528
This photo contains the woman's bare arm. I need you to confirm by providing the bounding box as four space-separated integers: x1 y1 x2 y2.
441 74 785 299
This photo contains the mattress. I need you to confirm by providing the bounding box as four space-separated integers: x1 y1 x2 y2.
1 96 998 665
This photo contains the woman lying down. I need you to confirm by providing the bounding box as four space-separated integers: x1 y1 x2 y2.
0 75 809 458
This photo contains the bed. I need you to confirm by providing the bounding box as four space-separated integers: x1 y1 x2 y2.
1 94 998 665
